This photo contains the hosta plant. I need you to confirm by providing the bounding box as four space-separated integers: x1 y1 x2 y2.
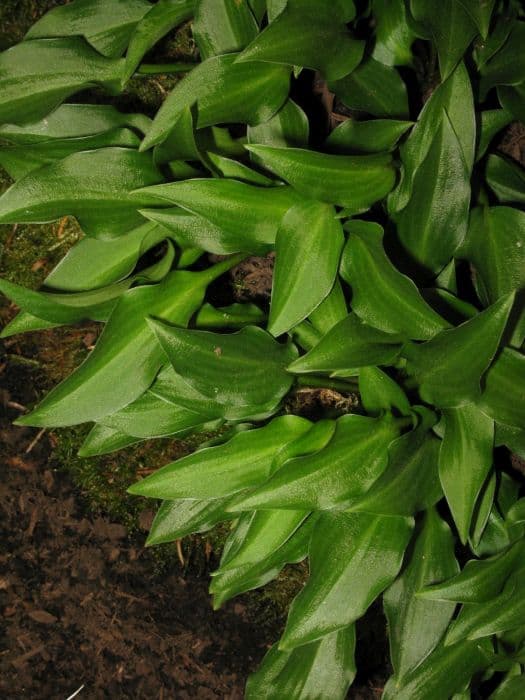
1 0 524 697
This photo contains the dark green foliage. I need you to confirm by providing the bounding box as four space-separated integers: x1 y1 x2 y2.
0 1 524 698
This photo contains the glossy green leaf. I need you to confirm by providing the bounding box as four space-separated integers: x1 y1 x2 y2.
420 540 525 603
372 0 416 65
205 152 274 186
0 127 141 180
476 109 513 161
146 364 221 418
340 221 448 339
44 222 166 292
137 180 302 254
26 0 151 58
236 0 363 81
100 389 218 439
477 348 525 429
229 413 403 511
288 313 404 374
244 145 396 212
439 404 494 544
384 509 458 680
193 0 258 59
393 110 471 274
124 0 195 79
325 118 413 154
16 261 239 427
0 103 150 144
279 511 413 649
140 53 291 150
403 294 514 407
128 415 311 499
329 56 409 118
349 409 442 516
0 38 124 125
490 671 525 700
0 147 163 238
218 509 309 572
382 639 493 700
410 0 477 79
446 575 525 645
308 280 347 335
146 497 235 545
77 424 140 457
246 626 356 700
247 98 309 153
194 303 265 329
359 366 411 417
148 322 297 418
457 0 496 39
389 62 475 215
210 517 314 608
495 422 525 459
486 155 525 206
479 21 525 97
498 82 525 123
269 201 344 337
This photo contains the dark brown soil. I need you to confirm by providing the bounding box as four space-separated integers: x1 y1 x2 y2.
0 338 283 700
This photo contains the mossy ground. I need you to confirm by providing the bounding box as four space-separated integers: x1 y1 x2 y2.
0 0 306 624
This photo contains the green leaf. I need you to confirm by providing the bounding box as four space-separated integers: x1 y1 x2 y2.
228 413 403 511
205 152 274 186
244 145 396 212
77 424 140 457
476 109 513 162
146 364 222 418
384 509 458 680
146 498 235 545
279 511 413 649
218 509 309 572
340 220 448 339
194 302 265 329
477 348 525 429
288 313 404 374
247 98 309 152
0 103 150 144
403 294 514 408
445 575 525 645
140 53 291 150
490 671 525 700
148 322 297 419
329 56 409 119
486 155 525 206
393 110 471 274
100 389 219 439
409 0 477 79
236 0 364 81
439 404 494 544
372 0 416 66
419 540 525 603
268 201 344 337
0 127 141 180
127 414 311 499
0 147 163 238
479 21 525 97
457 0 496 39
498 82 525 123
246 626 356 700
349 409 442 516
193 0 258 59
389 62 475 215
137 180 302 254
44 221 166 292
325 118 413 154
0 38 124 125
25 0 151 58
124 0 195 79
308 280 347 335
359 366 411 417
382 639 493 700
16 262 238 427
210 517 314 607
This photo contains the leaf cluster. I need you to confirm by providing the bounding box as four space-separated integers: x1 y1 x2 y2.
0 1 524 697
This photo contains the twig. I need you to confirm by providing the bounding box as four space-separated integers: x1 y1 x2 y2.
176 539 185 566
6 400 27 412
25 428 46 453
